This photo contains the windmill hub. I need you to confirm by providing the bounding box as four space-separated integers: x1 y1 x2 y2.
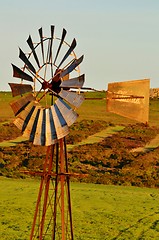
51 79 61 93
50 68 62 93
41 79 62 94
42 80 52 90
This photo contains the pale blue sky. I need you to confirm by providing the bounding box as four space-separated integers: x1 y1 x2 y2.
1 0 159 90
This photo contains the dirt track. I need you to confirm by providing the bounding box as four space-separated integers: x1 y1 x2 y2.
67 125 125 150
131 134 159 153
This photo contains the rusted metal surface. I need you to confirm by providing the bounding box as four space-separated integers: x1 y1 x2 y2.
9 83 33 97
30 145 55 239
60 139 65 240
107 79 150 123
30 140 74 240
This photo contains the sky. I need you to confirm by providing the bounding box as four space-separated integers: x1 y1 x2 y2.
1 0 159 91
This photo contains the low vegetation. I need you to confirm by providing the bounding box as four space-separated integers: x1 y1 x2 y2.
1 92 159 239
1 119 159 188
0 122 21 142
1 92 159 187
66 119 111 144
68 122 159 187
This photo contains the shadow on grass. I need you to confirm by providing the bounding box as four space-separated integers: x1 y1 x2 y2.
112 212 159 240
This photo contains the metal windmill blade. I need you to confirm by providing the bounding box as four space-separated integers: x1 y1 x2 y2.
107 79 150 123
9 25 85 146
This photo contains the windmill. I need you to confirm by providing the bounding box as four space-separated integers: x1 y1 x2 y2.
9 25 150 240
9 25 85 240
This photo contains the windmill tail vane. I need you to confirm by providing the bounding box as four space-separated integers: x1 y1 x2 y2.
106 78 150 123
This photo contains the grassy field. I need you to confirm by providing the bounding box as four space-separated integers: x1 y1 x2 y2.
1 92 159 239
1 91 159 126
0 92 14 122
1 177 159 240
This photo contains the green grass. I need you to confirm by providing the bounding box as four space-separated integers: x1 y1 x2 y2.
0 92 14 122
1 177 159 240
1 92 159 239
1 91 159 126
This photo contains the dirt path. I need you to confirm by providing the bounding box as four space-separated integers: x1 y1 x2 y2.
0 125 125 148
131 134 159 153
1 125 158 153
0 136 28 147
67 125 125 151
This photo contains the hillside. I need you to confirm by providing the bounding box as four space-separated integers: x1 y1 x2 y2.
1 91 159 187
1 119 159 188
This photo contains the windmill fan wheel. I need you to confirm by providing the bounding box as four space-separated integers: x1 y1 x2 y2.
9 25 85 146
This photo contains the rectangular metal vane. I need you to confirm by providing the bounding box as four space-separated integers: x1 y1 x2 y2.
9 83 33 97
23 106 40 141
50 105 69 140
45 109 57 146
14 101 36 131
59 89 85 108
107 79 150 123
55 98 78 126
33 109 44 146
10 93 35 116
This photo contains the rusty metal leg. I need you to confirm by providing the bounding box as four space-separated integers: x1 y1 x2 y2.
30 145 54 240
60 138 65 240
39 145 54 239
64 137 74 240
53 142 59 240
30 176 44 240
30 146 51 239
30 138 74 240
